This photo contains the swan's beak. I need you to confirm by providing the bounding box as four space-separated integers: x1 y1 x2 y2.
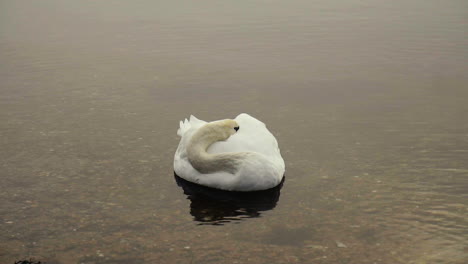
234 126 239 132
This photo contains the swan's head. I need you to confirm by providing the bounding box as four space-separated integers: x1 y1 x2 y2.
210 119 240 141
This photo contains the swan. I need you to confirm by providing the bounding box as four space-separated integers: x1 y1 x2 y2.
174 113 285 191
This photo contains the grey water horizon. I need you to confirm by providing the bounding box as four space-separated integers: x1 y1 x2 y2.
1 0 467 263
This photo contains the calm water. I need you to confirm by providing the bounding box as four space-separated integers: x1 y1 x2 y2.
1 0 467 263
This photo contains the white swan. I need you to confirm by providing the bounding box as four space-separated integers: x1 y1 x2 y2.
174 113 285 191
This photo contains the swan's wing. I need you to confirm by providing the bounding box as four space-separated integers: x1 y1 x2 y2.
177 115 207 137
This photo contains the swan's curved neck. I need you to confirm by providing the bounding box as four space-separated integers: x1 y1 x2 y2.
187 124 240 174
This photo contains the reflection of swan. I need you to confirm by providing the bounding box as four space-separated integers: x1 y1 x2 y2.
174 174 284 225
174 113 285 191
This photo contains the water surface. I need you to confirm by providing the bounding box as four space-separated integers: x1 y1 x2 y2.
1 0 467 263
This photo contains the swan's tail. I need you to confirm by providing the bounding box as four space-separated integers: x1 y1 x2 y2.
177 115 205 137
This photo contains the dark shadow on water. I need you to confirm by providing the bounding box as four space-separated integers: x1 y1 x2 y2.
174 173 284 225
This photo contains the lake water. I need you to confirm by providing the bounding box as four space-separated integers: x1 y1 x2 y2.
1 0 467 263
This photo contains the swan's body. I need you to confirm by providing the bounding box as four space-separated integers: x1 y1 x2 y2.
174 113 285 191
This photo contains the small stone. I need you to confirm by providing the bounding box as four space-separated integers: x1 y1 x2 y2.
336 241 347 248
184 246 191 249
5 221 13 224
305 245 326 250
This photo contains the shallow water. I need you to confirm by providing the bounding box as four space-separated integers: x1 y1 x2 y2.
1 0 467 263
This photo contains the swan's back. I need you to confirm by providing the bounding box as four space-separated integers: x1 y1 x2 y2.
208 114 281 160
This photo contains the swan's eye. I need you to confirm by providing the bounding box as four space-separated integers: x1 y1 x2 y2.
234 126 239 132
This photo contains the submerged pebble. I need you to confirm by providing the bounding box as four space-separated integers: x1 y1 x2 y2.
305 245 327 250
336 241 347 248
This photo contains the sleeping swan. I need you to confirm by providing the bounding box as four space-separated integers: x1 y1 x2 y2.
174 113 285 191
